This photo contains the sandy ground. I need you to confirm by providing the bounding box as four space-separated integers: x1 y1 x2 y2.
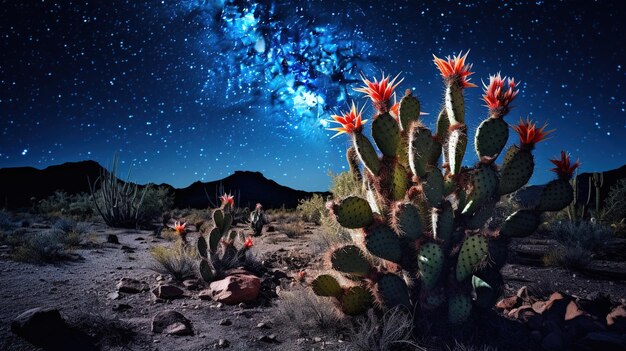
1 220 625 351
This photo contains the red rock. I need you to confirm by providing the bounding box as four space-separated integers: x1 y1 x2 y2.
607 304 626 333
564 300 586 321
496 295 521 311
205 274 260 305
152 284 184 300
532 292 565 315
508 304 536 321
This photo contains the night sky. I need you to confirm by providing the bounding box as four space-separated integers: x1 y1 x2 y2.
1 0 624 191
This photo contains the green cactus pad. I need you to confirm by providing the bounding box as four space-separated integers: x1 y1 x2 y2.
389 163 409 201
422 169 444 206
353 133 381 175
392 202 423 240
428 140 443 166
341 286 373 316
197 236 208 258
399 91 420 131
500 209 541 237
330 245 371 277
409 125 433 178
435 108 450 144
466 201 495 230
445 83 465 125
418 243 444 290
208 227 222 253
372 112 401 157
447 126 467 176
333 196 374 229
536 179 574 211
472 271 502 309
376 273 410 309
199 259 215 282
448 294 472 324
498 146 534 196
475 117 509 159
425 293 445 309
432 201 454 243
213 209 224 230
462 165 498 214
364 224 402 263
311 274 343 298
456 235 488 282
365 187 381 215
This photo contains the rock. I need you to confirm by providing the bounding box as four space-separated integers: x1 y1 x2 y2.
564 300 586 321
313 337 322 343
256 322 270 329
183 279 200 290
107 234 119 244
11 307 95 350
152 284 184 300
112 303 132 312
607 304 626 333
259 334 279 343
531 292 565 315
579 331 626 350
117 278 149 293
508 305 536 322
204 274 260 305
151 310 193 336
217 338 230 348
541 330 564 351
266 225 275 232
219 318 232 326
270 269 288 280
496 295 520 311
198 289 213 300
107 292 120 300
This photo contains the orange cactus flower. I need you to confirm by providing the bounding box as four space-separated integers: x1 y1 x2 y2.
432 51 477 89
390 102 400 119
483 73 519 116
550 151 580 180
220 193 235 208
327 101 367 138
512 117 553 150
173 221 187 235
244 236 253 249
296 270 307 281
354 72 403 111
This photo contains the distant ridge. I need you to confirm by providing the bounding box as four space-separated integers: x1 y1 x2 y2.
0 161 329 210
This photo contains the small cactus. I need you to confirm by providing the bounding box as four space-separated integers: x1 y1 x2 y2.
311 51 579 325
249 203 268 236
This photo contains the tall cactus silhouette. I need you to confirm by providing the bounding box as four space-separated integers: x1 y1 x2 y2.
314 51 579 325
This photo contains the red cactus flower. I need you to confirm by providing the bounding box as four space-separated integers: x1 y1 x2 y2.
327 101 367 138
220 193 235 208
244 236 253 249
296 270 307 281
550 151 580 180
390 102 400 119
432 51 477 89
482 73 519 116
173 221 186 235
255 203 263 210
512 117 553 149
354 72 403 110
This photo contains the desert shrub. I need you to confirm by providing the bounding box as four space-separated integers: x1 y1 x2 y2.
276 288 345 335
11 230 70 263
329 170 364 199
602 178 626 224
51 218 91 247
150 242 198 281
276 221 306 238
446 342 499 351
37 191 96 219
542 244 592 270
0 210 17 231
348 308 421 351
548 220 611 251
139 184 174 223
297 193 326 224
266 208 300 223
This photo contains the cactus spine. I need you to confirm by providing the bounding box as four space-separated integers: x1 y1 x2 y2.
314 53 579 326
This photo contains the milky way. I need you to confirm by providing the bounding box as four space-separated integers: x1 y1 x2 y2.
1 1 624 191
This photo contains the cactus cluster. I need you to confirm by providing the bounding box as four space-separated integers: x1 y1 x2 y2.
197 194 254 282
314 52 579 324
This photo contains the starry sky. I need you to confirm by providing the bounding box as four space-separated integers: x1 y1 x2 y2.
1 0 624 191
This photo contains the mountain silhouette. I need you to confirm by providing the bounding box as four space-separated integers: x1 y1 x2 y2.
0 161 329 210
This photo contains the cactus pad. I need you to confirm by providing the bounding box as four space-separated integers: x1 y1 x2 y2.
418 243 444 290
475 117 509 159
432 201 454 243
312 274 343 298
456 235 488 282
536 179 574 211
392 202 423 239
376 273 410 309
445 83 465 125
447 126 467 176
213 209 224 230
372 112 401 157
199 259 215 282
500 209 541 238
422 169 444 206
499 146 534 195
364 224 402 263
399 91 421 131
463 165 498 214
197 236 208 258
354 133 381 175
389 163 409 201
448 294 472 324
208 227 221 253
333 196 374 229
341 286 373 315
466 201 495 230
330 245 371 277
409 125 434 178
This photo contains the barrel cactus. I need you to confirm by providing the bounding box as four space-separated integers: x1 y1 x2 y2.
197 194 254 282
314 51 579 325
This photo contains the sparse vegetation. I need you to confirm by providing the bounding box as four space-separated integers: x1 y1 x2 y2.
150 241 198 281
276 221 306 238
328 170 364 199
542 244 592 270
297 193 326 225
548 220 611 251
277 288 345 335
37 191 96 220
348 309 422 351
602 178 626 224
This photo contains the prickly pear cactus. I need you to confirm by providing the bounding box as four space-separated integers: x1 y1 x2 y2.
197 194 254 282
312 52 580 325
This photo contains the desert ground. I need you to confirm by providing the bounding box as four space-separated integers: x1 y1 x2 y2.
1 211 625 351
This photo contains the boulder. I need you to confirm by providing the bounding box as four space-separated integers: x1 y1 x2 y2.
116 278 149 293
203 274 260 305
152 284 184 299
11 307 95 349
151 310 193 336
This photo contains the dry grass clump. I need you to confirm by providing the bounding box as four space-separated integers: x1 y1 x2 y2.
275 221 306 238
149 241 198 281
276 287 345 335
266 208 300 223
347 308 422 351
542 245 592 270
297 194 326 225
